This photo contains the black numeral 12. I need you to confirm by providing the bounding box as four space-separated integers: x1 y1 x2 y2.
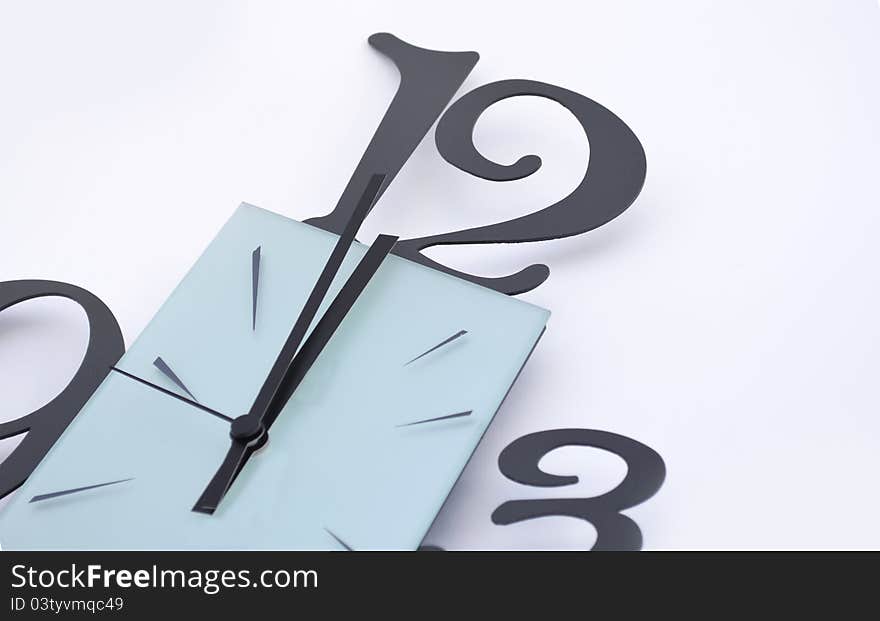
307 33 647 295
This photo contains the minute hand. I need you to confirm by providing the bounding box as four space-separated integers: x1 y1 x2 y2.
193 233 398 514
243 173 385 432
260 232 398 431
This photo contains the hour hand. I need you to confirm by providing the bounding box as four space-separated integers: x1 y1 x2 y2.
193 232 398 514
191 442 254 514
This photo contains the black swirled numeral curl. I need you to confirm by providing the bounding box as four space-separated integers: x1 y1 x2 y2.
394 79 647 295
492 429 665 551
0 280 124 499
305 34 647 296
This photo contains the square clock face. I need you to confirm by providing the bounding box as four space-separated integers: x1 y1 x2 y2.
0 203 549 550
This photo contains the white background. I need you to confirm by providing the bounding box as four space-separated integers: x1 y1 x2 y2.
1 1 878 549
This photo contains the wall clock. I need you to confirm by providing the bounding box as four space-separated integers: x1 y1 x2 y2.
0 33 665 550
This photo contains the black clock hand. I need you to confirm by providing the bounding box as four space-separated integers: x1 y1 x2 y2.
241 173 385 431
193 441 251 514
257 232 398 431
191 174 385 515
193 232 398 514
110 367 233 423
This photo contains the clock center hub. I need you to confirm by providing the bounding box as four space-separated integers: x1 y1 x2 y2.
230 416 265 444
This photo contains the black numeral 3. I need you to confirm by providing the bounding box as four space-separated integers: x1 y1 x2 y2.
493 428 665 550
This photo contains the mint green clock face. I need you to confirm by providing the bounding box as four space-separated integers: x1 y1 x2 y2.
0 204 549 550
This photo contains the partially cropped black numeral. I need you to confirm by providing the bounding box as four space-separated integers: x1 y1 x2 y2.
492 429 665 550
0 280 124 499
